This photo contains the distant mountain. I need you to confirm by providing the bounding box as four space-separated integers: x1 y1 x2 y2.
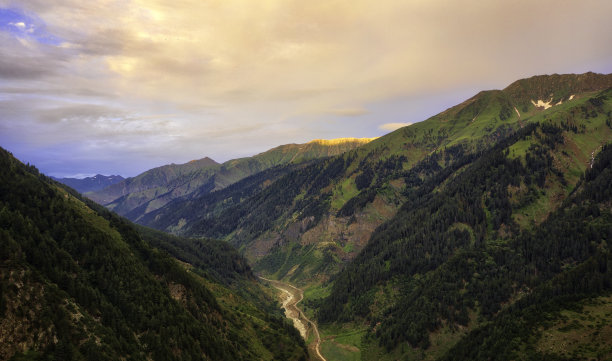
87 138 374 221
86 157 220 205
51 174 125 193
0 147 307 360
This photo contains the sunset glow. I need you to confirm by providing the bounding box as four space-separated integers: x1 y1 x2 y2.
1 0 611 177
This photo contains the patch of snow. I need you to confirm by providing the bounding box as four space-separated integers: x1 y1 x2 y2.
555 99 563 105
531 98 554 110
569 94 575 101
514 107 520 118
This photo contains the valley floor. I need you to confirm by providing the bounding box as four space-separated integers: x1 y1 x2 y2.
260 277 326 361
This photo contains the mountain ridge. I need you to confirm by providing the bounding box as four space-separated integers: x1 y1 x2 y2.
3 71 612 361
141 72 612 273
51 174 125 193
87 137 374 222
132 72 612 359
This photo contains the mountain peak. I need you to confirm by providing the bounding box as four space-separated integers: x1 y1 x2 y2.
185 156 218 166
503 72 612 107
53 174 125 193
92 174 123 180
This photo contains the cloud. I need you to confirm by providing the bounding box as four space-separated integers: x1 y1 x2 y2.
379 122 413 132
30 1 612 104
6 1 612 104
1 0 611 176
326 107 369 116
0 32 64 79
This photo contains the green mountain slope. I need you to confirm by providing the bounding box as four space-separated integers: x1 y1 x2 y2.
88 138 373 223
438 143 612 361
140 73 612 286
314 92 612 359
0 147 308 361
86 156 220 210
133 72 612 360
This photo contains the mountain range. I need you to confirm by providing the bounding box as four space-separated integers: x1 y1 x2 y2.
86 138 374 223
2 71 612 360
51 174 125 194
138 72 612 271
127 72 612 360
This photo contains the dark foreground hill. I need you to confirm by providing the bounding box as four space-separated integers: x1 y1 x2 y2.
0 147 308 361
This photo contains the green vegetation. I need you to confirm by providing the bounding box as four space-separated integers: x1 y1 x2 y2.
0 147 307 360
535 295 612 359
139 74 612 296
26 72 611 360
316 91 612 359
331 177 359 210
88 138 372 223
319 326 366 361
255 242 342 284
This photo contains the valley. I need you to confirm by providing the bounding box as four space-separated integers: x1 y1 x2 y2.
142 72 612 360
260 277 326 361
2 0 611 358
3 72 612 360
0 149 309 360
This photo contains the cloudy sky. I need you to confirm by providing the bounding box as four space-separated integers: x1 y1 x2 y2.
1 0 611 177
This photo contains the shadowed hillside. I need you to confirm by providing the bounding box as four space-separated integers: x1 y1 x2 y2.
141 73 612 285
87 138 374 223
0 147 308 361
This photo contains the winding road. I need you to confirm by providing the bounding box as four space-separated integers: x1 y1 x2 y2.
259 277 326 361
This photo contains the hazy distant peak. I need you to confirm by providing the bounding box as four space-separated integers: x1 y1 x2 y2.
92 174 124 179
52 174 125 194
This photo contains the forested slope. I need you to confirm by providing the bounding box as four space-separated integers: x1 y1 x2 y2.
315 89 612 359
87 138 372 223
141 73 612 290
441 142 612 360
0 147 307 361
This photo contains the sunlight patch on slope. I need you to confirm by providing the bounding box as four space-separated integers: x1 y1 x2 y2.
308 138 376 146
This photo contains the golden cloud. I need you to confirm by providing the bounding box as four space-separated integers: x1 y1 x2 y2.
9 0 612 115
2 0 612 175
379 122 413 132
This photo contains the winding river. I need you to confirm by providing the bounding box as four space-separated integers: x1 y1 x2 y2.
259 277 326 361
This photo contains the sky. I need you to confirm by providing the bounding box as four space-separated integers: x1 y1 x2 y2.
1 0 611 178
